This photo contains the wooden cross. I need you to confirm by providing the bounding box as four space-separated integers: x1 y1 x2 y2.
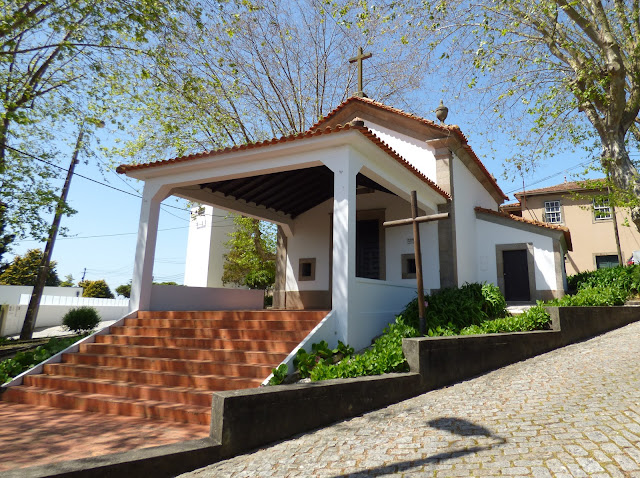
349 47 372 98
383 191 449 335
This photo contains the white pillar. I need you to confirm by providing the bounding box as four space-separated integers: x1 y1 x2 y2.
324 150 362 344
129 182 168 312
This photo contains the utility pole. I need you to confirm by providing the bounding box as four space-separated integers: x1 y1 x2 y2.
20 130 84 339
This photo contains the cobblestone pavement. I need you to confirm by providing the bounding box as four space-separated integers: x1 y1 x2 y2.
181 321 640 477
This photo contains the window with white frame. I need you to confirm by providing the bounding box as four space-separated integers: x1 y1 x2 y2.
593 198 612 221
544 200 562 224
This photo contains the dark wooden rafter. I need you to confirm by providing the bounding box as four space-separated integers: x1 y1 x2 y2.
200 166 395 218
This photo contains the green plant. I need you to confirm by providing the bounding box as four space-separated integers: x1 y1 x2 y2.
309 319 420 381
0 335 84 384
79 280 114 299
400 282 509 336
293 340 356 378
269 363 288 385
62 307 101 333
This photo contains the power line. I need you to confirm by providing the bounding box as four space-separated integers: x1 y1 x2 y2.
18 226 186 242
504 158 595 195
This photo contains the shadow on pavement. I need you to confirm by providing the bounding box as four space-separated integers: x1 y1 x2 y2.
328 417 506 477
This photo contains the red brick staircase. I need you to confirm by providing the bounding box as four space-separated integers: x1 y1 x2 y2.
2 310 326 425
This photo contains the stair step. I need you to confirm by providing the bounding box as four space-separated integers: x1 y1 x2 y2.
95 334 300 352
79 343 288 363
137 310 328 321
124 317 320 330
62 353 275 378
3 386 210 425
43 363 263 389
110 326 310 341
23 375 214 406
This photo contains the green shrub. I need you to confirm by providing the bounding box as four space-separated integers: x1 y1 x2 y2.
309 319 419 381
567 265 640 296
461 303 551 335
62 307 101 333
400 282 508 336
0 335 83 384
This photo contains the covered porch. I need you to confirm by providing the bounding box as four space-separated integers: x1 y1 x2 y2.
119 125 449 350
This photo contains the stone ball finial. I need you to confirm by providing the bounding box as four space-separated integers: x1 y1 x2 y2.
435 100 448 124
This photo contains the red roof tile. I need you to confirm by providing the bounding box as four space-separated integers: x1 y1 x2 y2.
515 178 606 197
311 97 508 201
116 123 451 201
475 206 572 250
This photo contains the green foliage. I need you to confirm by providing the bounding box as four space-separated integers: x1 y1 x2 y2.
461 304 551 335
0 249 60 286
59 274 75 287
0 335 83 384
269 363 288 385
567 265 640 295
309 319 420 381
294 340 355 379
115 283 131 298
62 307 101 333
222 216 276 290
400 282 508 336
79 280 114 299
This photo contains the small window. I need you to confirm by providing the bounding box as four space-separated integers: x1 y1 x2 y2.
544 200 562 224
298 258 316 281
593 198 612 221
401 254 417 279
596 255 619 269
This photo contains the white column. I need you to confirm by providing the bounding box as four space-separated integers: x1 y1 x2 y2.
324 150 362 344
129 182 168 312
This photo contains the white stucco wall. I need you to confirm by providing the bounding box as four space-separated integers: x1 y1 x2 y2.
475 219 558 291
452 154 499 285
184 205 236 288
148 284 263 311
365 120 437 182
0 285 83 304
285 199 333 293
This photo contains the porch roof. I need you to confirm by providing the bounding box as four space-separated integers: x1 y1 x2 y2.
116 123 450 202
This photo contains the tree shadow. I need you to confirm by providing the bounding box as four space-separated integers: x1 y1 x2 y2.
328 417 506 477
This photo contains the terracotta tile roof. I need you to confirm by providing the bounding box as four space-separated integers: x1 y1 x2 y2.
515 178 606 197
116 123 451 201
500 201 522 209
475 206 572 250
310 96 508 201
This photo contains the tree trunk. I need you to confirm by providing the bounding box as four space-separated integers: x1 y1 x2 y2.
601 132 640 230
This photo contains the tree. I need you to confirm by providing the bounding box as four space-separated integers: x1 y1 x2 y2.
222 217 276 290
78 279 114 299
0 202 14 272
115 282 131 298
59 274 75 287
0 0 199 240
110 0 432 164
0 249 60 286
407 0 640 226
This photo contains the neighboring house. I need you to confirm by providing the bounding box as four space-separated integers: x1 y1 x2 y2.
118 96 572 351
501 179 640 275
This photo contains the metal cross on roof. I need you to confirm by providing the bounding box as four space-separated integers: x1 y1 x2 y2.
349 47 372 98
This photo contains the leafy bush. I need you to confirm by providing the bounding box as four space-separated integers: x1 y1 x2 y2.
461 304 551 335
0 336 83 384
294 340 354 378
62 306 101 333
567 265 640 296
400 282 508 336
309 319 419 381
